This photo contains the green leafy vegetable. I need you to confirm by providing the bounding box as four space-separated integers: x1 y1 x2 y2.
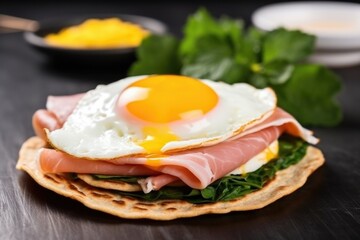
262 60 295 85
128 35 181 76
180 8 243 58
92 175 142 183
89 136 308 203
179 9 246 84
235 27 264 65
273 64 342 126
181 35 247 83
262 28 315 63
128 8 342 126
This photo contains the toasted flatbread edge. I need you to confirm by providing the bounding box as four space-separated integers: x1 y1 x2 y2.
77 174 142 192
16 136 325 220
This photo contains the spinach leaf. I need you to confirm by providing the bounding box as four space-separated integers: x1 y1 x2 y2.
92 175 142 183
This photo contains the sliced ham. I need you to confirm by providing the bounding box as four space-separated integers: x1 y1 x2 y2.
137 126 282 192
39 126 280 190
40 148 158 176
33 94 84 140
46 93 85 124
39 125 282 191
34 93 317 193
32 110 61 141
233 108 318 145
138 175 179 193
139 108 318 192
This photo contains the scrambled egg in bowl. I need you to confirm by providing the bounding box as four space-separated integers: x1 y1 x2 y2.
44 18 149 49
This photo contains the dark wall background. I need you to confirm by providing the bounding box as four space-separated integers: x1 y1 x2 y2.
2 0 359 36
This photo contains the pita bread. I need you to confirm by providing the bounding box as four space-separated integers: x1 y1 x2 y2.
77 174 142 192
16 136 324 220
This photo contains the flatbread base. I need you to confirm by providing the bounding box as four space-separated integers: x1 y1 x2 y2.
16 137 325 220
77 174 142 192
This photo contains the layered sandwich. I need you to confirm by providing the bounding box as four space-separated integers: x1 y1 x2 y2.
17 75 324 220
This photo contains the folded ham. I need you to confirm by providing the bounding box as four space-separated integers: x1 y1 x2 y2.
33 94 318 193
33 93 84 141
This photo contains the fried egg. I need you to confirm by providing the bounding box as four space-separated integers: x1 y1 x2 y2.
47 75 276 159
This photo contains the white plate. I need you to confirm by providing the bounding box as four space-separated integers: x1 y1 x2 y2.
309 50 360 67
252 1 360 50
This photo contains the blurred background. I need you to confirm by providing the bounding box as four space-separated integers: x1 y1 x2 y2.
5 0 359 36
1 0 286 79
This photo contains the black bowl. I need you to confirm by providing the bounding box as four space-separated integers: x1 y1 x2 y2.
24 14 167 67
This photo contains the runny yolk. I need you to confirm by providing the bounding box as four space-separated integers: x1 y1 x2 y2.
144 156 163 168
264 143 278 162
140 126 178 154
117 75 219 153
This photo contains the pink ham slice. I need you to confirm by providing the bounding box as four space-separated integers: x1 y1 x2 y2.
32 93 84 140
139 108 318 192
232 108 318 145
32 110 61 141
40 148 158 176
39 126 281 191
38 107 317 193
138 126 283 192
33 92 318 193
46 93 84 124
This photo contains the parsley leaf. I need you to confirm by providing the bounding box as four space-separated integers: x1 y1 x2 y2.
128 35 181 76
262 28 316 63
180 8 243 58
235 27 264 65
273 64 342 126
181 35 248 83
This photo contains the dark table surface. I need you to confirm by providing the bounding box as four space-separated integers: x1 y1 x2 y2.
1 1 360 239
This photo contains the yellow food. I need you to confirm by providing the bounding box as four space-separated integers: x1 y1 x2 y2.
45 18 149 49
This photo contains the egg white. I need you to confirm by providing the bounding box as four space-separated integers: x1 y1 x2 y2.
228 140 279 175
47 75 276 159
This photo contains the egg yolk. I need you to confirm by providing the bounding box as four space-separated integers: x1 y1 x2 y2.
117 75 219 153
140 126 178 154
265 144 278 162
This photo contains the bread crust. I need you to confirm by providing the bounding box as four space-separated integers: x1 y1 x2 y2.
77 174 142 192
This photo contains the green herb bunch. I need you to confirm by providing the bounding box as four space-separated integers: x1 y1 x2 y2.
129 8 342 126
